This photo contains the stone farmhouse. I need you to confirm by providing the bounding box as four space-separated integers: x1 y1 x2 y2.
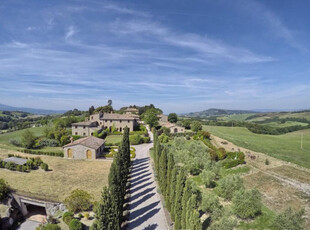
124 107 139 114
72 112 140 136
160 121 185 133
158 114 168 122
63 136 105 159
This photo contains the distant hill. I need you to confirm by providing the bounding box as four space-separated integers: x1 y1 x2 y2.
183 108 258 118
0 103 65 115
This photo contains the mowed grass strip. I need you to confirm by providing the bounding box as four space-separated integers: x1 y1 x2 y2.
0 150 111 201
105 135 122 145
203 126 310 169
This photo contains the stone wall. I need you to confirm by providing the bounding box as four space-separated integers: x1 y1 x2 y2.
63 144 104 159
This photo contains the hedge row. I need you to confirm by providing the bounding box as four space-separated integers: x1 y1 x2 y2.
19 149 64 157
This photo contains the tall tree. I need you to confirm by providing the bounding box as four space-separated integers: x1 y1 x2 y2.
91 187 118 230
168 113 178 123
165 152 175 210
174 168 186 230
142 108 159 128
169 167 178 221
89 106 95 115
181 179 193 228
159 146 168 195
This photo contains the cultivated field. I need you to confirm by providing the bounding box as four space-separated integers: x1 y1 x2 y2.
209 133 310 229
203 125 310 169
0 149 111 202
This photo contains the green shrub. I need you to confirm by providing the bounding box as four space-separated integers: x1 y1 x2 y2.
69 219 83 230
216 175 244 200
265 158 270 165
272 207 305 230
42 224 61 230
129 134 143 145
64 189 93 213
232 189 262 219
158 133 169 143
217 148 227 160
84 212 89 220
63 212 74 225
0 178 9 201
209 216 237 230
40 163 49 171
201 193 222 213
201 170 216 188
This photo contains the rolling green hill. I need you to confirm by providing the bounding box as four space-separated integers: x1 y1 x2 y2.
203 125 310 169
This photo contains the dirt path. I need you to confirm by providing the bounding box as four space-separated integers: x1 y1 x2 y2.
126 130 169 230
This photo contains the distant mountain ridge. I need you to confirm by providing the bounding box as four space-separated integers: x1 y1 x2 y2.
183 108 258 118
0 103 66 115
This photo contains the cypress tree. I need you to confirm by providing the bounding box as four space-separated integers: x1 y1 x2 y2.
174 168 186 230
169 167 178 220
122 127 131 170
108 154 122 229
159 146 168 194
155 141 161 175
186 194 200 230
165 152 175 210
91 187 118 230
181 179 192 228
153 130 158 170
191 210 202 230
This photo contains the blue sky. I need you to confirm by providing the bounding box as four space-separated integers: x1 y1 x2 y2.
0 0 310 113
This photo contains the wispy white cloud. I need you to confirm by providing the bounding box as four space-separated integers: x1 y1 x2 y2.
237 0 305 52
65 26 76 40
111 20 275 63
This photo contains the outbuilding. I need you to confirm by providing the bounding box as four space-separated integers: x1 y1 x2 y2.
63 136 105 160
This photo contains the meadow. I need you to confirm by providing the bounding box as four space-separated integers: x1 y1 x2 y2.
0 149 111 201
203 125 310 169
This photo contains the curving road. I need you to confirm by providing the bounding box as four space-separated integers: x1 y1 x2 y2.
126 130 169 230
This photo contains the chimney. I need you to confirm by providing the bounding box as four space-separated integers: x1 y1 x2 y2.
70 136 74 144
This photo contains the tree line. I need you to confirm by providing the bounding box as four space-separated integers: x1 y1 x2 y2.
153 131 202 230
91 127 131 230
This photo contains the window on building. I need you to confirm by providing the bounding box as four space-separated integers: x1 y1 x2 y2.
120 120 122 123
105 120 107 122
83 126 86 129
128 120 130 123
91 116 93 120
75 126 77 129
110 120 112 122
75 132 78 135
83 133 86 136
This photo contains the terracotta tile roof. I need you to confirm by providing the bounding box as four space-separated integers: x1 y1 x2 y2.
63 136 105 150
159 121 182 129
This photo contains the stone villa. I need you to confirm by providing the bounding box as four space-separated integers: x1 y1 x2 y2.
63 136 105 159
160 121 185 133
72 112 140 136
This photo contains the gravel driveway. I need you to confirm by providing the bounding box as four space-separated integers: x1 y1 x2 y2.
126 130 169 230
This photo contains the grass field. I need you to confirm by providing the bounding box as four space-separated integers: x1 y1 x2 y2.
105 135 122 145
0 149 111 202
203 126 310 169
0 127 45 145
264 121 309 128
218 113 255 121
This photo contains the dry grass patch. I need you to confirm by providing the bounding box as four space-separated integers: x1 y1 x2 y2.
268 165 310 184
243 171 310 229
0 149 111 202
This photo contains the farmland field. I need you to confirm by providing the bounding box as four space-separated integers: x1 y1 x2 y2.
203 125 310 169
0 149 111 201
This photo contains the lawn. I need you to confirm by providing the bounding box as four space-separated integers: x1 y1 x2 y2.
0 149 111 202
203 126 310 169
105 135 122 145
